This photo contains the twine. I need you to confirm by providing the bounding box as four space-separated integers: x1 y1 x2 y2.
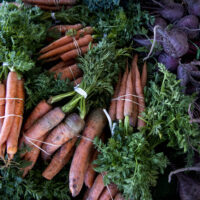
0 114 23 119
103 109 113 134
0 98 24 101
51 12 56 20
101 173 114 200
73 37 82 56
74 84 87 99
3 62 9 66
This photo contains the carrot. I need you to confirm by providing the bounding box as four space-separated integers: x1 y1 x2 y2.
0 143 6 159
69 109 107 197
38 35 93 60
43 54 61 63
22 135 46 177
35 4 62 11
135 58 146 128
109 74 122 121
21 107 65 147
116 65 129 121
141 62 147 92
87 173 106 200
49 24 83 34
99 184 118 200
40 27 93 54
0 83 6 132
130 54 139 127
22 0 76 5
61 45 90 62
23 100 52 132
42 137 77 180
73 77 82 86
7 79 25 159
114 193 124 200
41 113 85 160
55 64 82 81
0 71 18 145
49 59 76 72
83 188 90 200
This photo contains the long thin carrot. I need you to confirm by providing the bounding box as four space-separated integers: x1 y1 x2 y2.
22 0 76 5
0 71 18 145
21 107 65 147
40 27 93 54
135 58 146 128
49 59 76 72
130 54 139 127
55 64 82 81
42 137 77 180
38 34 93 60
108 73 122 122
61 45 90 62
49 24 83 34
87 173 106 200
141 62 147 92
99 184 118 200
41 113 84 160
23 100 52 132
43 54 61 63
116 65 129 121
35 4 62 11
114 193 124 200
0 83 6 132
7 79 25 159
69 109 107 197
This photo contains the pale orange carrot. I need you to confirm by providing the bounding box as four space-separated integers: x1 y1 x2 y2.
7 79 25 159
116 66 129 121
49 59 76 72
73 77 82 86
114 193 124 200
42 137 77 180
0 83 6 132
23 100 52 132
38 35 93 60
69 109 107 197
49 24 83 34
40 27 93 54
87 173 106 200
22 0 76 5
99 184 118 200
0 143 6 159
55 64 82 81
0 71 18 145
43 54 61 63
41 113 84 160
108 73 122 121
141 62 147 92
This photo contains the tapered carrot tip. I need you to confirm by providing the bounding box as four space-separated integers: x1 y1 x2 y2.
70 183 79 197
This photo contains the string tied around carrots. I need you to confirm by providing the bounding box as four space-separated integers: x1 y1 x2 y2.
74 84 87 98
101 172 114 200
51 12 56 20
3 62 9 66
72 36 82 56
0 97 24 101
0 114 23 119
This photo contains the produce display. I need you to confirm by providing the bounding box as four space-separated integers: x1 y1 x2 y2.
1 0 200 200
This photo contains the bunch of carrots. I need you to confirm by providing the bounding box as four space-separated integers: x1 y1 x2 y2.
22 0 77 11
0 71 25 160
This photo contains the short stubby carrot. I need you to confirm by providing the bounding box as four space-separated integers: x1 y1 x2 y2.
42 137 77 180
116 66 129 121
49 24 83 34
40 27 93 54
0 71 18 145
99 183 118 200
69 109 107 197
87 173 106 200
41 113 85 160
23 100 52 132
38 34 93 60
7 79 25 159
0 83 6 132
55 64 82 81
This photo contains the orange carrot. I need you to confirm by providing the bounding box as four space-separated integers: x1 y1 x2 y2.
135 58 146 128
0 83 6 132
55 64 82 81
0 71 18 145
69 109 107 197
21 107 65 147
99 184 118 200
35 4 62 11
109 74 122 121
22 135 46 177
49 59 76 72
61 45 90 62
114 193 124 200
116 65 129 121
41 113 85 160
42 137 77 180
23 100 52 132
141 62 147 92
38 34 93 60
22 0 76 5
87 173 106 200
73 77 83 86
43 54 61 63
40 27 93 54
49 24 83 34
130 54 139 127
7 79 25 159
0 143 6 159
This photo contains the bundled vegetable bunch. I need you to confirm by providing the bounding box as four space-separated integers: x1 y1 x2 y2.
22 0 77 11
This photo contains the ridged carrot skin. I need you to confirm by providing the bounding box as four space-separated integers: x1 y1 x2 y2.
0 83 6 132
99 183 118 200
49 24 83 34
